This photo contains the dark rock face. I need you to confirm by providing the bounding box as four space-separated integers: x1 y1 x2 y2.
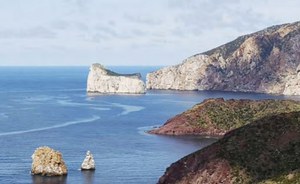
158 112 300 184
147 21 300 95
149 98 300 136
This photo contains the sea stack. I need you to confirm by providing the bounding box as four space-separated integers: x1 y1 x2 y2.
147 21 300 95
81 151 95 170
87 63 146 94
31 146 68 176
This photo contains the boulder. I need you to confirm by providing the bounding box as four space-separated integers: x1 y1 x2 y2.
31 146 68 176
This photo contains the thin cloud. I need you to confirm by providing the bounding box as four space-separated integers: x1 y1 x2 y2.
0 26 56 39
0 0 299 66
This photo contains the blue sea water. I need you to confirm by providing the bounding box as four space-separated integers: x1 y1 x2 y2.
0 66 299 184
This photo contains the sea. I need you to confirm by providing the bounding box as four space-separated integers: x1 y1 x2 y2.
0 66 299 184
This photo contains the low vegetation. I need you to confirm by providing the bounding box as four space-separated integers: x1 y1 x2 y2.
150 98 300 136
194 98 300 130
158 112 300 184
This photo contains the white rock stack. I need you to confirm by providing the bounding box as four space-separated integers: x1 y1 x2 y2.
81 151 96 170
31 146 68 176
87 63 146 94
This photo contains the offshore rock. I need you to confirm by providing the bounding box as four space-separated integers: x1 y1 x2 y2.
147 21 300 95
81 151 95 170
87 63 146 94
31 146 68 176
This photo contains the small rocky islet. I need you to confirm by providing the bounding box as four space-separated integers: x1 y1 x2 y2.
81 150 96 170
31 147 95 177
31 146 67 176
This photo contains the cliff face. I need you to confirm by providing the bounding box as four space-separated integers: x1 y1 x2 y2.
87 63 146 94
147 21 300 95
149 98 300 136
158 112 300 184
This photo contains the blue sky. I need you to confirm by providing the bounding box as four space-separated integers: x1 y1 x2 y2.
0 0 299 66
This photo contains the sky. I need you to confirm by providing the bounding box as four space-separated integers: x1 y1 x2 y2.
0 0 299 66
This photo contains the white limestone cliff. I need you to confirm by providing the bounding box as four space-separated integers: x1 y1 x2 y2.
146 55 211 90
146 21 300 96
87 64 146 94
283 64 300 95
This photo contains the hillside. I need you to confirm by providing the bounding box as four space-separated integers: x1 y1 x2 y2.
149 98 300 136
158 112 300 184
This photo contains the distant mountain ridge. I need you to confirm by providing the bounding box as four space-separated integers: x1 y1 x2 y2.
147 21 300 95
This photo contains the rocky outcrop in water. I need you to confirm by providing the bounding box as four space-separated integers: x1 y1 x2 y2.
149 98 300 136
81 151 95 170
147 21 300 95
87 63 146 94
31 146 68 176
158 112 300 184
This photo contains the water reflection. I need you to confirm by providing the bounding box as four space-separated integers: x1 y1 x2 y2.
81 170 95 184
31 175 67 184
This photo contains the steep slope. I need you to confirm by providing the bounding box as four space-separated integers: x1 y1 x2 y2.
147 21 300 95
158 112 300 184
149 98 300 136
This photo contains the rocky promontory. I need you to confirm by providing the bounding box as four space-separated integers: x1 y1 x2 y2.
149 98 300 136
31 146 68 176
147 21 300 95
158 112 300 184
87 63 146 94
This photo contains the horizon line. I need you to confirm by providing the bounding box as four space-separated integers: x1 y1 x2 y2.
0 64 167 67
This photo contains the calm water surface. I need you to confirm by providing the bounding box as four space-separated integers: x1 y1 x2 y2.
0 66 299 184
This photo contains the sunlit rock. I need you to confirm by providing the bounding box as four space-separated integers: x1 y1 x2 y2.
31 146 68 176
147 21 300 95
87 63 146 94
81 151 95 170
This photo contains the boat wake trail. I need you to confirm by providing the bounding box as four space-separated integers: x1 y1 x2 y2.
0 116 100 137
111 103 144 115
